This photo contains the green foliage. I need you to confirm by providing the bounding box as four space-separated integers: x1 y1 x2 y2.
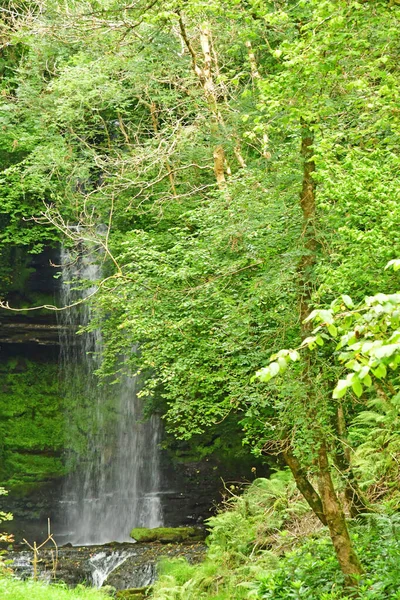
206 471 308 559
0 578 112 600
0 359 65 485
2 0 400 592
254 516 400 600
349 394 400 491
151 472 309 600
0 488 12 528
257 283 400 397
0 0 304 446
151 479 400 600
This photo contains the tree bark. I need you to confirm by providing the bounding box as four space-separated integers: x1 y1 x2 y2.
334 405 370 518
298 120 317 326
245 40 260 81
213 145 227 189
283 448 327 526
318 443 364 586
178 15 231 192
298 122 363 585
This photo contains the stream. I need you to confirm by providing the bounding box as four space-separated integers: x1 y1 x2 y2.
7 541 206 591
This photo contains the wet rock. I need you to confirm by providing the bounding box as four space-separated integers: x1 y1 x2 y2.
107 558 155 590
116 588 149 599
6 541 206 591
130 527 206 543
106 542 205 590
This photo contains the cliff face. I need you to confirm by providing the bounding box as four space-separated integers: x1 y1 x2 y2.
0 246 61 344
0 247 266 542
0 247 63 490
0 247 64 539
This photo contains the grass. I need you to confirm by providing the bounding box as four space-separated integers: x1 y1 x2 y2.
0 577 112 600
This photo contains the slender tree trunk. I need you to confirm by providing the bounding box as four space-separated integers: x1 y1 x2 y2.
178 15 233 193
245 40 261 81
298 122 363 585
298 120 317 325
334 405 369 518
283 448 327 526
213 145 227 189
318 443 364 586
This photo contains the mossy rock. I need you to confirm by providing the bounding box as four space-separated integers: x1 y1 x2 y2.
130 526 206 543
116 588 148 599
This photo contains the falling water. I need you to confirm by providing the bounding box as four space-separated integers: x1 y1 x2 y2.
88 550 137 588
58 244 163 544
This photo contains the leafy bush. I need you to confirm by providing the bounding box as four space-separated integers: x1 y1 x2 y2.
349 394 400 494
151 472 312 600
150 475 400 600
206 471 309 561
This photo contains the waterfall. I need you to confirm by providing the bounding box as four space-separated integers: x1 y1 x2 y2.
58 244 163 544
88 550 136 588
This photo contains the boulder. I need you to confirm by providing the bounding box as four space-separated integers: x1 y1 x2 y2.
130 527 206 544
116 588 148 599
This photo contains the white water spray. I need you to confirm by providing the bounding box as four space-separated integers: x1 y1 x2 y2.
59 244 162 544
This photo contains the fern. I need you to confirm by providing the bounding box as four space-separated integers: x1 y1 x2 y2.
349 394 400 489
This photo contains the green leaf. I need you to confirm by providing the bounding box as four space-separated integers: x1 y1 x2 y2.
342 295 354 309
319 309 334 325
268 362 280 377
277 357 288 372
358 366 370 380
372 363 387 379
255 368 271 383
345 359 361 372
332 379 351 399
327 324 338 337
385 259 400 271
352 378 363 398
363 373 372 387
374 344 400 359
304 309 318 323
301 336 317 348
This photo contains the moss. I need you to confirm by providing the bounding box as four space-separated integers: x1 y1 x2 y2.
130 527 206 543
0 358 66 487
116 589 149 599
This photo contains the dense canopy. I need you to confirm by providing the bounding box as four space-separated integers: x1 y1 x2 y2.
1 0 400 597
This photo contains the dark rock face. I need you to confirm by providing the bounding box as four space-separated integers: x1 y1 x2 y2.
0 246 269 542
0 479 65 544
159 454 264 527
0 246 62 345
0 317 61 345
1 451 262 544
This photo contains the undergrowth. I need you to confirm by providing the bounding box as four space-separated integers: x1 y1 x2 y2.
0 578 111 600
150 471 400 600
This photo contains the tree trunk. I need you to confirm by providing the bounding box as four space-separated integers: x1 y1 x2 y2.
317 443 364 586
283 448 327 526
334 405 370 518
298 120 317 326
178 15 231 194
213 145 227 190
298 122 363 585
